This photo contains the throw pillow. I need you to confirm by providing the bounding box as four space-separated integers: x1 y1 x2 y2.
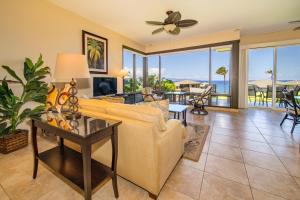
142 99 169 121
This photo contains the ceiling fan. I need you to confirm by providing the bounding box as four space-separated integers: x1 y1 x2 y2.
146 11 198 35
289 20 300 31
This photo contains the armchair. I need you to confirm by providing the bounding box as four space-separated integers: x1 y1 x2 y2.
189 85 212 115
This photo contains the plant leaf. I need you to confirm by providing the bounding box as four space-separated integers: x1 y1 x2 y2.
1 66 24 85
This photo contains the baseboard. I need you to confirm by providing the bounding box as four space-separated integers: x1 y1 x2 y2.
206 106 239 113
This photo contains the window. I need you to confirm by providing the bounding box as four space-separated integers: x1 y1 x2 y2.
147 55 160 90
247 44 300 108
211 45 232 107
160 49 210 92
123 50 134 93
135 55 143 92
122 47 146 93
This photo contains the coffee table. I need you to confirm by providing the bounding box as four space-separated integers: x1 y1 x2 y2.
31 112 121 200
169 104 189 126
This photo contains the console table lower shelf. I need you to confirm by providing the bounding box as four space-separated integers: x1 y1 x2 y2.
38 146 111 193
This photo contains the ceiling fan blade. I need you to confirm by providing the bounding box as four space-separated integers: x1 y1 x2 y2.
152 27 164 34
164 11 181 24
293 26 300 31
169 27 180 35
146 21 165 25
289 20 300 24
176 19 198 27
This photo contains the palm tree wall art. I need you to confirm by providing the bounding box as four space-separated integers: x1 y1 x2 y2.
82 30 108 74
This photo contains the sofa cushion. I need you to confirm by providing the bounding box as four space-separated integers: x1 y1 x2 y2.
79 98 167 131
141 99 169 122
79 98 109 113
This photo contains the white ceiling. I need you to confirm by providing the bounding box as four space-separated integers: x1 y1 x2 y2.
48 0 300 45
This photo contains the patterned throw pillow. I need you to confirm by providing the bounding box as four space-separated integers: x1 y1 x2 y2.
142 99 169 121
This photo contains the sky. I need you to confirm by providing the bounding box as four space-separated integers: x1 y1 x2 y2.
249 45 300 81
124 45 300 82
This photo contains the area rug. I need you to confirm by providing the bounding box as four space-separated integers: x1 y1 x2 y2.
183 123 210 162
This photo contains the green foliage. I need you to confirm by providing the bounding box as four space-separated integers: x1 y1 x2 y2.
161 78 176 92
0 55 50 136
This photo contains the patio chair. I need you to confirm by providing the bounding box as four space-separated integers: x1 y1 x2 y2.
280 89 300 133
276 85 286 107
294 85 300 96
189 85 212 115
248 84 263 105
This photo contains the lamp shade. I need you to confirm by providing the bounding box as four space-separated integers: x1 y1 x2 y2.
118 69 129 77
54 53 90 82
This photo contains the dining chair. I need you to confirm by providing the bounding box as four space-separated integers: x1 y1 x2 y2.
280 89 300 133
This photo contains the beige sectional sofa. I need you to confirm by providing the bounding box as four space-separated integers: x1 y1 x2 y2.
73 99 186 198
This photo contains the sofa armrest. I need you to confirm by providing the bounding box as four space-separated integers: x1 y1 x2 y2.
156 119 186 190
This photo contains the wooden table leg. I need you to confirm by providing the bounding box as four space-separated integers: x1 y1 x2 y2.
183 110 187 126
60 137 64 153
31 120 39 179
81 144 92 200
111 126 119 198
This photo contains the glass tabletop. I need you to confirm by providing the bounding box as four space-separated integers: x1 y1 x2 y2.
38 112 121 137
169 104 188 112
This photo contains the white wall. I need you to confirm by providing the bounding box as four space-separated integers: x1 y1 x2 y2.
0 0 145 97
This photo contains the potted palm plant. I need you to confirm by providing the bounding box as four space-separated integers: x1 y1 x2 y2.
0 55 50 154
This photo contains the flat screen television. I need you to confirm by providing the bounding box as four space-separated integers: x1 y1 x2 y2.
93 77 117 97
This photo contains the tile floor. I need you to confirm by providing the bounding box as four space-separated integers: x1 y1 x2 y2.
1 108 300 200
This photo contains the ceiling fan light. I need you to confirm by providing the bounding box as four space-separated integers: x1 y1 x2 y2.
164 24 176 32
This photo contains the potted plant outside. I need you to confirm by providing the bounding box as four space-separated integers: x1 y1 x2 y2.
0 55 50 154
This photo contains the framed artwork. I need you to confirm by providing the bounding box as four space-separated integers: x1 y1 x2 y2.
82 30 108 74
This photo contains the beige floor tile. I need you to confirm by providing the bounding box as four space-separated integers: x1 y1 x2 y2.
210 134 240 147
0 185 9 200
199 173 252 200
213 127 260 135
202 141 210 153
239 140 275 155
242 150 289 174
181 153 207 171
264 136 299 148
246 165 300 200
259 128 290 138
280 157 300 177
158 185 194 200
208 142 243 162
271 145 300 159
251 189 285 200
205 155 249 185
239 134 266 143
94 178 149 200
166 164 203 199
295 177 300 187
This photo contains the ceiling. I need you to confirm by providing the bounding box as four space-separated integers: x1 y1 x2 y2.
48 0 300 45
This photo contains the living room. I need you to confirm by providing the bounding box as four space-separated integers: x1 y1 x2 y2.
1 0 300 200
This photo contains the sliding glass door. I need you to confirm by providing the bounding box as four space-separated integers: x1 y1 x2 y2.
247 44 300 108
211 45 232 107
276 45 300 107
248 47 274 107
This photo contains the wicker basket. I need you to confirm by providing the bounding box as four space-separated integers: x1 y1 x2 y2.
0 130 28 154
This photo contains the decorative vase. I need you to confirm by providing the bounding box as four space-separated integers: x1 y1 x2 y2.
0 130 28 154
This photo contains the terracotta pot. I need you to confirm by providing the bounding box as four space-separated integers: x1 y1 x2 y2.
0 130 28 154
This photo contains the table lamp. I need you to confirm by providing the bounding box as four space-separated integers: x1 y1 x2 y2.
54 53 90 117
118 69 129 78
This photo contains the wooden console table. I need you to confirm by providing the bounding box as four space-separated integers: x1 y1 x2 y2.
31 113 121 200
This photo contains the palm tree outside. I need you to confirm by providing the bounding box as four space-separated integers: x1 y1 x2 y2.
216 66 228 93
